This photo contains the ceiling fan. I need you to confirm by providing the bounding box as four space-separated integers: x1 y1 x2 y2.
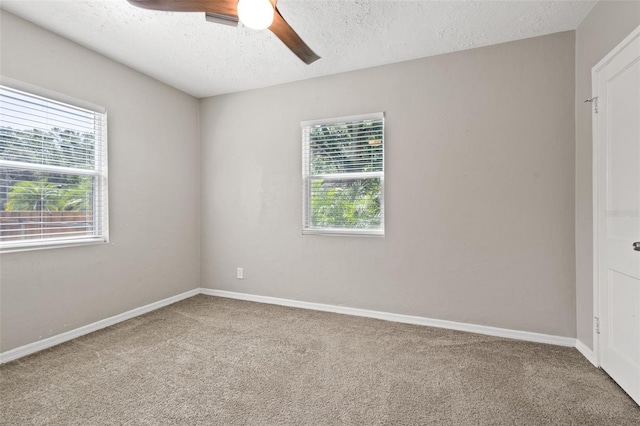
126 0 320 64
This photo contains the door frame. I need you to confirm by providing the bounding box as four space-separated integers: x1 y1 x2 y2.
592 24 640 367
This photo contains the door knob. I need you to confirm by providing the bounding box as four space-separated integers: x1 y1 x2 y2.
634 242 640 252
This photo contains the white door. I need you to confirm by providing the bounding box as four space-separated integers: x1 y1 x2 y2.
594 25 640 406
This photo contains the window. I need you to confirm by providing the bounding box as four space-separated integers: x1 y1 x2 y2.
302 112 384 236
0 81 108 252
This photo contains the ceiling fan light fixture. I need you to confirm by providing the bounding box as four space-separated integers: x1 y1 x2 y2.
237 0 275 30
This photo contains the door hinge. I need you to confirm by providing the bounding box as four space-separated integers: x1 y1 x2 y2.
585 96 599 114
594 316 600 335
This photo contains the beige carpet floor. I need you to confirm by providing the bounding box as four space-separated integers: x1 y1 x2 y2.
1 294 639 425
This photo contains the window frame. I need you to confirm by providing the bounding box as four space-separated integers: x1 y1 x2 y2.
301 112 385 237
0 77 109 253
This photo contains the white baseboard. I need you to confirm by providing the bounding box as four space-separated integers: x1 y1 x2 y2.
0 288 200 364
201 289 577 348
1 287 587 365
575 339 599 367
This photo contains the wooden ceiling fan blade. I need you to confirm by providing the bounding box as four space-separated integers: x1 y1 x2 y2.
269 8 320 65
128 1 319 64
127 0 237 16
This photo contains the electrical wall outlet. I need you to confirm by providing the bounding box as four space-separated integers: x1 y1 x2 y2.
236 267 244 279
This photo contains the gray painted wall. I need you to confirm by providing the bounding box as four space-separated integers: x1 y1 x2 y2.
200 32 577 337
575 1 640 349
0 12 200 352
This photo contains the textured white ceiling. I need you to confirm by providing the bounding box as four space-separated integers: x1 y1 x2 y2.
1 0 596 98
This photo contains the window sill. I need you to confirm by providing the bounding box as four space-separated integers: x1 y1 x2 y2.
0 237 108 254
303 228 384 237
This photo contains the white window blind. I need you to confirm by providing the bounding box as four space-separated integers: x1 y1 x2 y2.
302 112 384 236
0 83 108 252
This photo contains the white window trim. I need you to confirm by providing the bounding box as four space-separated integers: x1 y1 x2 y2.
301 112 385 237
0 77 106 115
300 112 385 128
0 77 109 253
